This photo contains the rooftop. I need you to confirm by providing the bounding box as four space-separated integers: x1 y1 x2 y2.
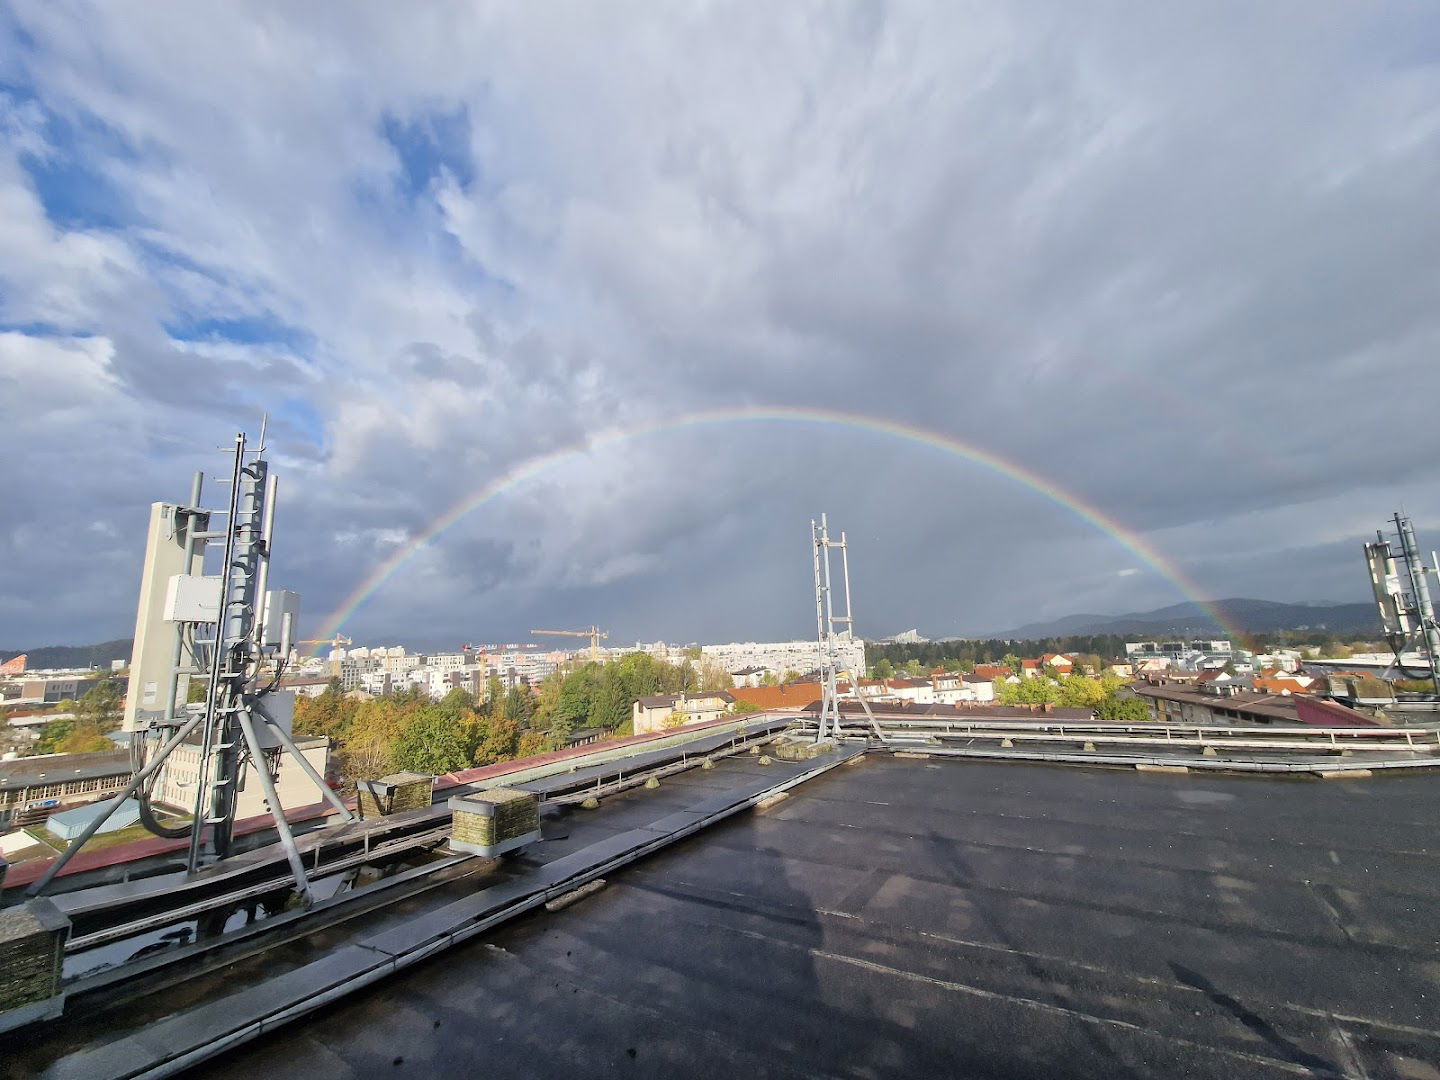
187 756 1440 1078
0 749 131 793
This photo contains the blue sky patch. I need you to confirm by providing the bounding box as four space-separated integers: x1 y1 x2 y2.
380 104 475 199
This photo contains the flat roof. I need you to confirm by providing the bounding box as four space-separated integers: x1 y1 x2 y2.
0 749 130 793
193 757 1440 1077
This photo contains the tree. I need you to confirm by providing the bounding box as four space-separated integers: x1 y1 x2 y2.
1096 696 1151 723
57 723 113 754
37 717 76 754
730 699 762 714
517 730 552 758
695 658 733 693
391 706 473 775
503 685 533 727
75 680 124 732
476 712 520 765
870 658 895 680
588 673 630 731
997 677 1059 706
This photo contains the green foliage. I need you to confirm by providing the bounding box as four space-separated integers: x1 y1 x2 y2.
289 650 726 790
1096 696 1151 723
392 705 475 775
730 699 762 714
1395 679 1437 694
996 672 1136 715
75 680 124 732
37 717 76 754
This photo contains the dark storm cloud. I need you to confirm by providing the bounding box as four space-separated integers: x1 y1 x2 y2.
2 2 1438 647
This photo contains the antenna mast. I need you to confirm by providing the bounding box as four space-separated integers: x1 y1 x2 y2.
811 514 877 741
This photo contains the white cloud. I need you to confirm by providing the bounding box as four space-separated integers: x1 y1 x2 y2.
2 3 1439 644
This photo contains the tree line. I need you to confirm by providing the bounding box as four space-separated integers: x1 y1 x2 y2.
865 635 1135 673
294 650 737 789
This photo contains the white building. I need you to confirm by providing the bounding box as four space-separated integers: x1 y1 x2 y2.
154 733 331 820
697 639 865 681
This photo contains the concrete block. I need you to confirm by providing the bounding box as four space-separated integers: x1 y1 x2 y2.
1202 746 1218 757
1082 742 1096 752
643 777 660 790
1318 769 1373 779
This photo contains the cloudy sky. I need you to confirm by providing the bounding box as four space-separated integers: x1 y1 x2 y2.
2 3 1438 650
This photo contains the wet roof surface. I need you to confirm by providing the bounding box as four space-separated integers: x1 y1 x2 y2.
192 757 1440 1079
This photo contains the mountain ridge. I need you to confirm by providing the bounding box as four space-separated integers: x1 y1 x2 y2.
989 598 1379 641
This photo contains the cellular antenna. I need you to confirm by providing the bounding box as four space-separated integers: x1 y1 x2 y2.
29 426 353 900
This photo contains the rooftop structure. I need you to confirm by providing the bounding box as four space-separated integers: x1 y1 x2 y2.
105 756 1440 1079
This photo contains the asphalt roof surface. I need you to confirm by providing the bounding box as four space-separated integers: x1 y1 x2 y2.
189 757 1440 1079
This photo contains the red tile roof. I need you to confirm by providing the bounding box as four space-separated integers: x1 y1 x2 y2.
729 683 825 710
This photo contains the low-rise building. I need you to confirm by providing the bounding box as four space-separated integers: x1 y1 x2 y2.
1131 681 1306 725
279 675 333 699
729 667 766 689
0 749 133 829
632 691 735 735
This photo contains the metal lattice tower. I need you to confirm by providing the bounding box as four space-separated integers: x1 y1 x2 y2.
1365 512 1440 694
30 423 353 900
811 514 877 741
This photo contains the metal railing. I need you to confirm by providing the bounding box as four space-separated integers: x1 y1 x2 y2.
789 713 1440 754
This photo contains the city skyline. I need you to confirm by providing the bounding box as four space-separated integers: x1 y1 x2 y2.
3 5 1437 647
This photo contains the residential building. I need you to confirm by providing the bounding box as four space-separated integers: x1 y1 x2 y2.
884 678 934 705
698 639 865 682
961 674 997 702
17 676 102 704
729 667 766 689
279 675 333 699
631 691 735 735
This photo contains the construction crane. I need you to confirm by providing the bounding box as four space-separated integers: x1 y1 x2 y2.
296 634 353 652
531 626 608 660
295 634 353 664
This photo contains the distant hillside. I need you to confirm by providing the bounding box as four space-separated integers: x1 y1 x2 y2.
0 639 133 671
994 599 1380 640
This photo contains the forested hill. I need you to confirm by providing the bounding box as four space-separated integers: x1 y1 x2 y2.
991 599 1377 640
0 639 133 671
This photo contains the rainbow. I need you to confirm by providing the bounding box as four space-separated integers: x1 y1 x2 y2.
308 405 1241 651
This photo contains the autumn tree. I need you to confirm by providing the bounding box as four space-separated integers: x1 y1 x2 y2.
75 680 124 732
